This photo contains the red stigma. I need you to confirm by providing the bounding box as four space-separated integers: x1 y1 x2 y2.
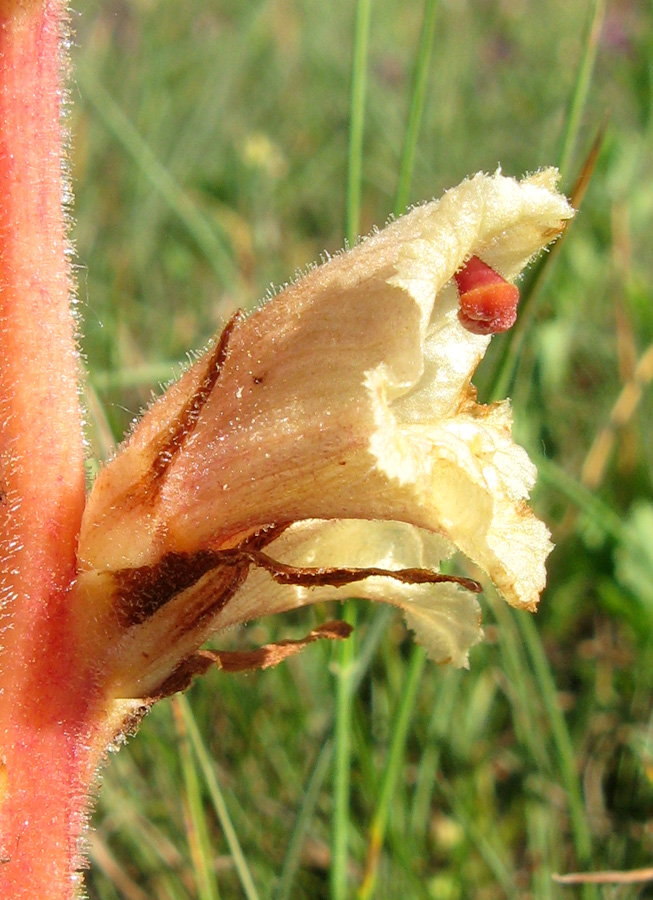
454 255 520 335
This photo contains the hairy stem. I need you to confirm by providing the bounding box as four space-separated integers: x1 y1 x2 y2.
0 3 92 897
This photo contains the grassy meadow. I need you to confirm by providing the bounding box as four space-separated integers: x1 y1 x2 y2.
70 1 652 897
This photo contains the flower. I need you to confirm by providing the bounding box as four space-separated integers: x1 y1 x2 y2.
74 169 573 703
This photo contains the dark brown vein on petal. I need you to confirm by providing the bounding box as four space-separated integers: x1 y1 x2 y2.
146 622 354 699
244 549 483 593
111 529 481 630
110 523 286 629
112 549 233 627
91 310 245 531
149 308 245 486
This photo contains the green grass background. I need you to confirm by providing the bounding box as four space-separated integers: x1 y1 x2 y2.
70 1 653 898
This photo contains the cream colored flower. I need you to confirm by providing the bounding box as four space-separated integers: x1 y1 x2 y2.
76 169 573 701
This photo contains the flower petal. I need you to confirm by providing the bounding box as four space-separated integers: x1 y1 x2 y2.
75 170 572 696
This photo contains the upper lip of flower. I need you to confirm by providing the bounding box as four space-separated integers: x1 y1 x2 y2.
75 168 573 697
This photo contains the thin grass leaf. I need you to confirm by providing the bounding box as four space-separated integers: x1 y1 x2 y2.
384 830 435 900
489 596 553 775
88 834 152 900
568 123 606 212
78 70 238 291
129 2 271 269
331 4 374 894
488 74 605 403
345 0 373 245
350 606 396 695
553 867 653 886
176 695 261 900
515 614 593 864
84 379 122 458
535 455 629 545
172 699 221 900
90 362 186 394
557 0 606 182
331 604 358 900
273 741 333 900
357 645 426 900
437 778 521 900
525 803 556 900
394 0 439 216
409 666 461 840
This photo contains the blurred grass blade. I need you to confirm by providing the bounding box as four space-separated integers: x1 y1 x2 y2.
489 596 553 774
278 608 390 900
488 248 561 401
84 379 121 460
515 613 597 900
384 830 433 900
568 122 606 211
78 69 238 290
409 667 461 838
90 361 186 393
580 339 653 490
88 833 152 900
172 698 221 900
394 0 439 216
273 741 333 900
333 3 374 894
350 606 395 694
437 778 520 900
526 804 556 900
535 455 628 545
130 2 271 269
357 645 426 900
488 0 606 403
345 0 373 245
557 0 606 182
177 695 261 900
488 128 605 402
331 604 358 900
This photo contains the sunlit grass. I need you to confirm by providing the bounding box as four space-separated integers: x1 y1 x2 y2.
73 1 653 898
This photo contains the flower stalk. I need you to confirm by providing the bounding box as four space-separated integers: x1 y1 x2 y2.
0 2 97 897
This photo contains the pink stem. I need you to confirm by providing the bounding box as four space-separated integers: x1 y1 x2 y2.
0 3 97 897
